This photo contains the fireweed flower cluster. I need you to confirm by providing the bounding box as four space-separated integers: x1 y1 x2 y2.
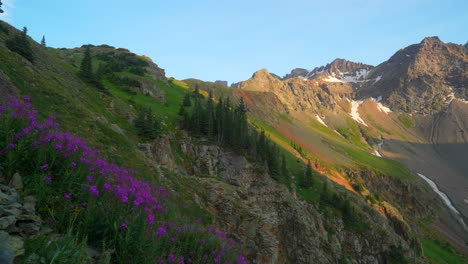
0 97 247 263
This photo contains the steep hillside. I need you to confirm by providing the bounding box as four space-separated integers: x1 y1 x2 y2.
0 22 458 263
359 37 468 113
0 20 466 263
200 37 468 261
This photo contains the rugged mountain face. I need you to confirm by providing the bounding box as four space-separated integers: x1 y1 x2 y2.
284 59 373 84
219 36 468 257
145 136 426 264
359 37 468 113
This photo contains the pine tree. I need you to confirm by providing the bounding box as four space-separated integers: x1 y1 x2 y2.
178 104 186 116
79 46 93 81
205 91 215 136
41 35 46 46
299 161 314 188
182 93 192 107
305 161 314 187
5 26 34 62
280 154 290 185
0 1 4 13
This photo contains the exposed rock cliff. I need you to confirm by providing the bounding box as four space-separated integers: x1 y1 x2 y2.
145 136 425 264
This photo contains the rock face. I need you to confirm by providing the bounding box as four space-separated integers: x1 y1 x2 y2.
233 68 354 123
0 183 41 263
214 80 228 86
359 37 468 113
150 137 424 264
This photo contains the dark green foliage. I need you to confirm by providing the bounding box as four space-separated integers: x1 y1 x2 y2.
386 245 408 264
134 107 161 140
280 154 291 185
0 23 8 34
128 66 146 76
79 46 93 81
78 46 109 94
180 93 284 181
94 52 148 74
182 93 192 107
319 182 365 231
0 1 3 13
41 35 46 46
290 141 306 158
5 26 34 62
299 161 314 188
107 74 141 95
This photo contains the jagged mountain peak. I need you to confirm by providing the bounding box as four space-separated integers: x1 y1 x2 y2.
420 36 442 46
283 59 373 83
359 36 468 113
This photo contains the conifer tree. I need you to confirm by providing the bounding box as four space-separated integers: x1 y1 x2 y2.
182 93 192 107
280 154 290 185
0 1 3 13
41 35 46 46
178 104 186 116
205 91 215 136
5 26 34 62
79 46 93 81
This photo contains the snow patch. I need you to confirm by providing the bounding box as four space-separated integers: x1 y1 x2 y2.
371 97 391 113
323 76 344 83
372 140 384 157
377 103 392 114
340 69 370 83
315 115 328 127
349 100 368 127
373 75 382 84
417 173 467 231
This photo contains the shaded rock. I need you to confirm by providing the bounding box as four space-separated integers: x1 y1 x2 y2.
215 80 228 86
0 216 16 229
22 196 36 215
110 124 125 136
8 173 23 190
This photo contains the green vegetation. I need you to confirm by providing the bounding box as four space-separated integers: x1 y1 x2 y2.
5 26 34 62
40 35 46 47
398 114 415 128
179 89 289 182
337 143 414 179
298 161 314 188
422 239 467 263
134 106 161 140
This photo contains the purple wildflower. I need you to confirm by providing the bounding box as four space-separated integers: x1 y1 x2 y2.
89 185 99 197
71 162 76 168
64 192 72 199
40 164 49 171
156 226 166 237
170 237 177 242
86 175 94 182
44 176 52 182
120 222 128 230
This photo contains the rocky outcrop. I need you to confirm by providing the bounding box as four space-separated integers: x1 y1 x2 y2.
149 137 424 263
0 182 42 263
214 80 228 86
284 68 309 79
359 37 468 113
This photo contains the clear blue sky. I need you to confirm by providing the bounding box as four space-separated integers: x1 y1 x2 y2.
1 0 467 84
